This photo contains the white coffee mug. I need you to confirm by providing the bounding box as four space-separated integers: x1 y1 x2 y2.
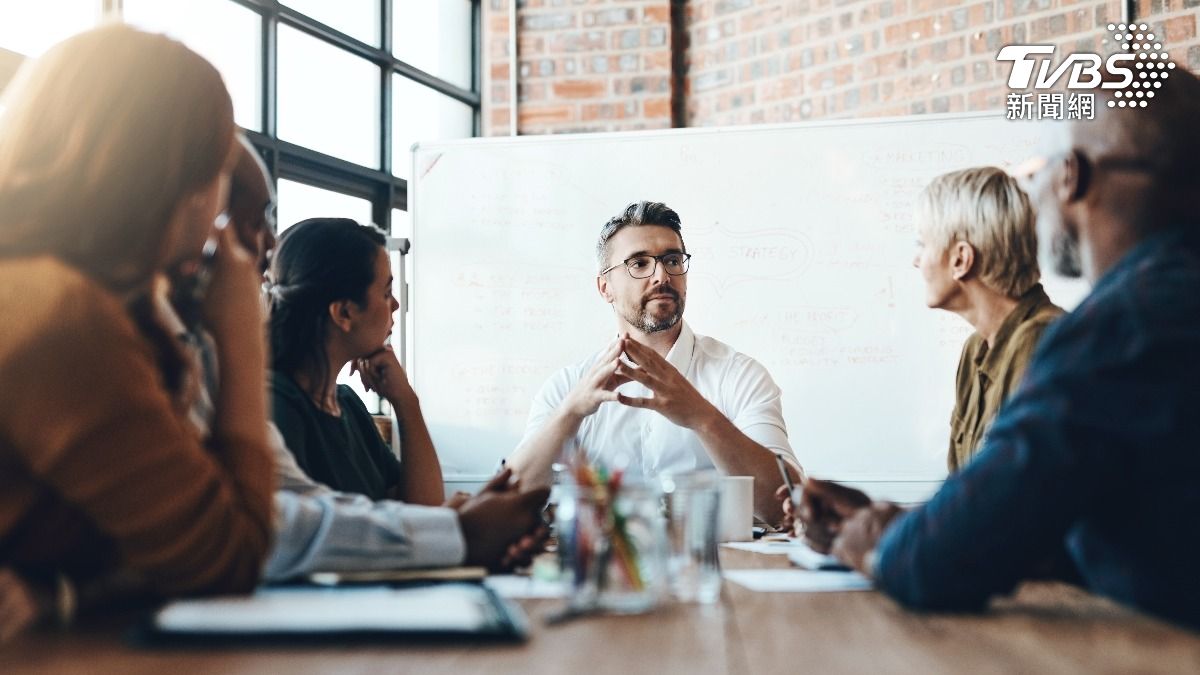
718 475 754 542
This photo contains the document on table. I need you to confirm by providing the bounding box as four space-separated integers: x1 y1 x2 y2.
723 539 848 571
485 575 569 599
149 583 527 640
723 569 873 593
722 540 799 555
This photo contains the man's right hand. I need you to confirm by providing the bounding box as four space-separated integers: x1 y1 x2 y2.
457 469 551 571
796 478 872 554
560 336 632 420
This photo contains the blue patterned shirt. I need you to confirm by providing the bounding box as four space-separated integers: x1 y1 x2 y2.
875 228 1200 629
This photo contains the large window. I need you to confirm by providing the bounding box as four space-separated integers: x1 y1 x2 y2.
123 0 263 130
1 0 480 233
0 1 480 412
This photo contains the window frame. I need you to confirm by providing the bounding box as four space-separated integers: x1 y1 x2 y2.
225 0 481 230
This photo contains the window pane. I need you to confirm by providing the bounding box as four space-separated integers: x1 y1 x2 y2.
393 0 472 90
282 0 379 47
391 208 411 239
392 75 473 180
0 0 98 58
276 179 373 233
278 26 379 168
123 0 262 131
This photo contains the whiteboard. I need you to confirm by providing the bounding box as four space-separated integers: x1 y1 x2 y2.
408 113 1088 485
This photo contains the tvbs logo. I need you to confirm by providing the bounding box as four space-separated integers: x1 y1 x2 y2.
998 23 1175 113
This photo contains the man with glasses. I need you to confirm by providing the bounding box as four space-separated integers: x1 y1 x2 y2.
793 67 1200 629
506 201 799 521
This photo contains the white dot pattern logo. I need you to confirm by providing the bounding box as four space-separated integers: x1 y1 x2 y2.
1106 23 1170 108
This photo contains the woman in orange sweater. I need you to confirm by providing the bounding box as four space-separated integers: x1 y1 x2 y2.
0 25 274 609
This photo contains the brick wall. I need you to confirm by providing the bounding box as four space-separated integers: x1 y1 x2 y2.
484 0 674 135
685 0 1197 126
483 0 1200 134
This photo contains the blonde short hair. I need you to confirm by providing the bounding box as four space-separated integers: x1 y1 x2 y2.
916 166 1040 298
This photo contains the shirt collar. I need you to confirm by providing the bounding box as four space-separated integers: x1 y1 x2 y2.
664 321 696 375
977 284 1053 378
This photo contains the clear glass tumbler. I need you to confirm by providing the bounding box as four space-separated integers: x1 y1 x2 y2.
661 471 723 603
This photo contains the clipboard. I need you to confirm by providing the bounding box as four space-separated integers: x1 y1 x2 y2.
135 582 529 645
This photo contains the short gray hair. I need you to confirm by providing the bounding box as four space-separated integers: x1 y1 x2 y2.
916 166 1040 298
596 201 684 271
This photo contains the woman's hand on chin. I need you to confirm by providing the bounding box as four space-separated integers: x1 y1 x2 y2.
353 345 414 404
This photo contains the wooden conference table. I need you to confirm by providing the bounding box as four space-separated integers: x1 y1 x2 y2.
4 548 1199 674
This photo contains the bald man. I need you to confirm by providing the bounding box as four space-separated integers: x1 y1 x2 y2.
227 135 277 275
795 67 1200 629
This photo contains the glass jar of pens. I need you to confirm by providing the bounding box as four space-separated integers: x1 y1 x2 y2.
554 461 668 615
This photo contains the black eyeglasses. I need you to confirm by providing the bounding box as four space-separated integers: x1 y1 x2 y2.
600 252 692 279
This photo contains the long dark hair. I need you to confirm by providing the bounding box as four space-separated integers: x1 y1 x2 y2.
268 218 388 396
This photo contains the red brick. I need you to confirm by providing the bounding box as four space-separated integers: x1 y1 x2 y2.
644 6 670 24
518 35 545 54
518 105 574 126
645 51 672 71
1165 16 1197 43
553 79 607 99
518 82 547 103
489 107 510 130
643 97 672 119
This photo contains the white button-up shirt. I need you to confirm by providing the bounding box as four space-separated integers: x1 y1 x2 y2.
520 322 795 478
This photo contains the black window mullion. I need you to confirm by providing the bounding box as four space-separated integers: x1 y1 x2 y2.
229 0 474 225
380 0 393 180
372 183 394 234
377 0 393 233
262 7 277 140
472 0 481 137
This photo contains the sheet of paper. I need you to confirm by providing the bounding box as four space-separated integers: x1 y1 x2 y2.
485 575 568 599
723 569 873 593
722 540 802 555
785 544 847 571
155 584 490 633
723 539 847 570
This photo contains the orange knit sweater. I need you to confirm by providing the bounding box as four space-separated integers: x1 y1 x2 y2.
0 257 273 594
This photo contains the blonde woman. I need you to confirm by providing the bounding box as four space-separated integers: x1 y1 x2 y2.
780 167 1066 539
0 23 273 614
913 166 1064 471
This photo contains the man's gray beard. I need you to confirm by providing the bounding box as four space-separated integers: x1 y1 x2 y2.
1051 228 1083 278
1038 211 1083 279
621 299 684 333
